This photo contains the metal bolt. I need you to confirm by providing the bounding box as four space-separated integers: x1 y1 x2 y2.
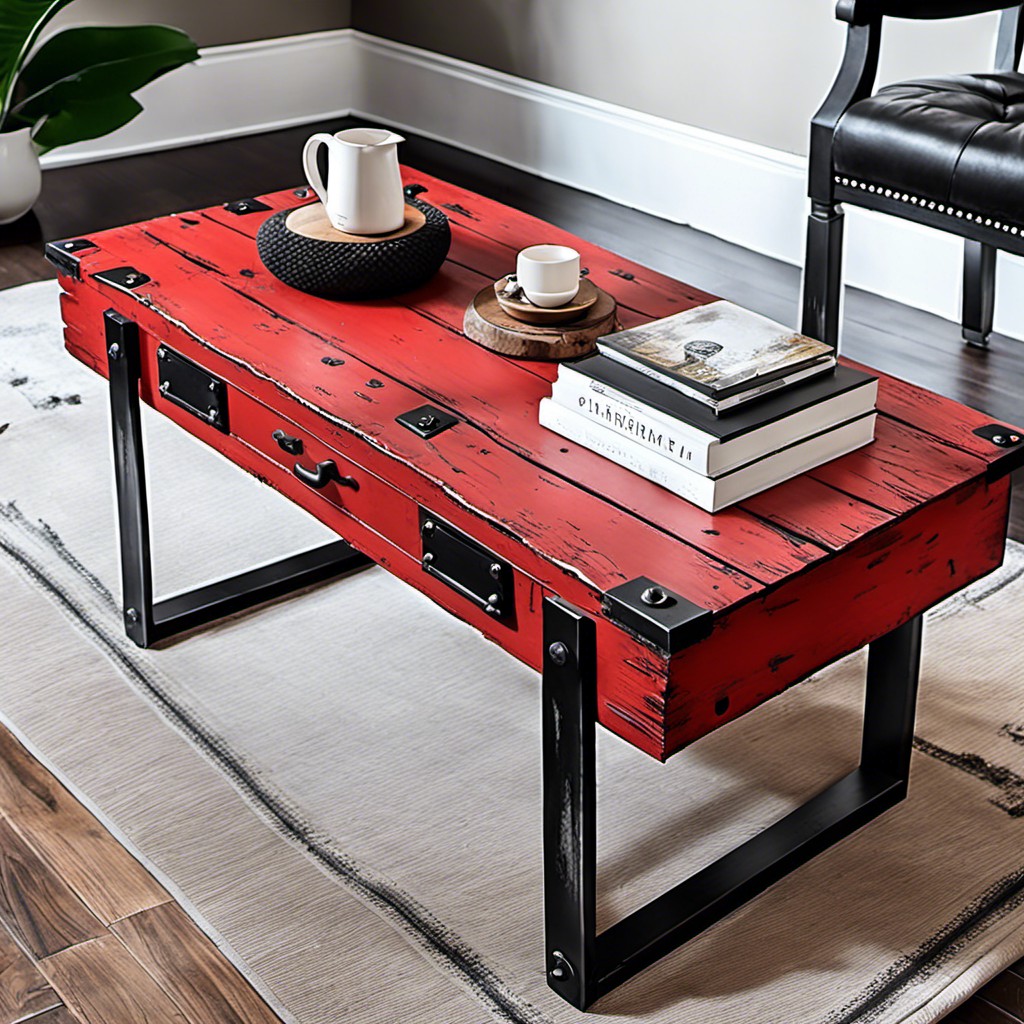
485 604 497 616
159 381 170 393
64 241 75 249
548 642 569 666
993 435 1006 445
123 273 140 286
422 520 435 536
489 562 502 579
107 343 121 360
417 414 439 431
366 379 384 389
549 951 573 982
487 593 500 607
236 202 248 211
157 347 167 360
207 408 218 421
422 552 434 565
125 608 139 623
208 381 218 392
641 585 671 607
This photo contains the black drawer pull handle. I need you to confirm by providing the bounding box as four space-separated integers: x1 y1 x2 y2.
272 429 303 456
293 460 359 491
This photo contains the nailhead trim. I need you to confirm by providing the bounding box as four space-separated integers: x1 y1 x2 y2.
834 175 1022 232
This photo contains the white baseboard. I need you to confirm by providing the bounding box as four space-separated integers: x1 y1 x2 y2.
39 27 1024 341
39 30 356 169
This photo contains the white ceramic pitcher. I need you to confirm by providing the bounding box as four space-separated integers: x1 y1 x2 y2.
302 127 406 235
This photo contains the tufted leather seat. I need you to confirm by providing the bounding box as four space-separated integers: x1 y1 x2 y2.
834 73 1024 224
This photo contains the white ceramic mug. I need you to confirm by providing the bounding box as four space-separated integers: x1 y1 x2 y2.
516 244 581 307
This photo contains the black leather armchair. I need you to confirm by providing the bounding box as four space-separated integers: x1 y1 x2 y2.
803 0 1024 349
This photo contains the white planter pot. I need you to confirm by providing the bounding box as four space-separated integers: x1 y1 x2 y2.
0 127 42 225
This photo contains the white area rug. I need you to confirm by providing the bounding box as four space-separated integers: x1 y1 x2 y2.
2 278 1024 1024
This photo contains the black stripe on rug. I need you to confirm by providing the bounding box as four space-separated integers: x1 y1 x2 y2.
823 864 1024 1024
0 527 549 1024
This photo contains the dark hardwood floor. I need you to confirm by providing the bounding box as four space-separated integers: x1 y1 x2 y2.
1 120 1022 1022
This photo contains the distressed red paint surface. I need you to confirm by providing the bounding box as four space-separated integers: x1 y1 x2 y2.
57 171 1017 761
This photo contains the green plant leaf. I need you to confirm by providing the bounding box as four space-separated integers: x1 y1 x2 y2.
31 92 143 152
12 24 199 131
0 0 75 129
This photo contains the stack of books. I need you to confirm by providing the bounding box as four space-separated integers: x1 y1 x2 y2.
539 300 878 512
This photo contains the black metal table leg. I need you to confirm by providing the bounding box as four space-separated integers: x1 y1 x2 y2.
104 308 373 648
542 597 923 1011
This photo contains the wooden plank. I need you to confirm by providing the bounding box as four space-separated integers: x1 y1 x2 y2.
112 902 281 1024
93 218 834 588
202 170 717 322
63 242 769 606
41 935 188 1024
0 816 104 959
979 967 1024 1021
661 475 1010 757
0 921 62 1023
0 729 169 924
847 357 1024 467
949 994 1024 1023
809 415 988 516
30 1009 80 1024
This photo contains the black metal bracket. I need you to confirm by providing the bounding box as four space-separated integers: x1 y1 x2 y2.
224 198 271 215
156 344 229 433
542 596 923 1010
104 308 373 648
94 266 151 291
602 577 712 655
44 238 96 279
397 404 459 440
972 423 1024 481
420 509 512 620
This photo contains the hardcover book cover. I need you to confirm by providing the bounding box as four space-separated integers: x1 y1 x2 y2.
598 300 835 398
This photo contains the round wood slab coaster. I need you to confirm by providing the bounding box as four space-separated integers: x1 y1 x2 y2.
464 281 619 360
256 194 451 299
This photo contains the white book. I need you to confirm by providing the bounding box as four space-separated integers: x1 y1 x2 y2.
551 366 878 477
539 398 876 513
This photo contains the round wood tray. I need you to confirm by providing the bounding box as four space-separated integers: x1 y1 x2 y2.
256 194 450 299
494 276 598 324
464 281 618 360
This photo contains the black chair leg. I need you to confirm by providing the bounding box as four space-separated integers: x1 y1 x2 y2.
802 200 845 349
962 239 996 349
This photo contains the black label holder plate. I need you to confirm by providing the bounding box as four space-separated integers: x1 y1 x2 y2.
156 344 229 433
420 509 513 620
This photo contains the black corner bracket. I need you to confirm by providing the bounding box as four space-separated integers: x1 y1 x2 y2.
44 238 96 280
602 576 712 655
973 423 1024 481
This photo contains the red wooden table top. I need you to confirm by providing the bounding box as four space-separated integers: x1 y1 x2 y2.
56 166 1021 761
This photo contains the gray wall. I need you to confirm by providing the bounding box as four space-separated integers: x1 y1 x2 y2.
353 1 999 155
51 0 351 47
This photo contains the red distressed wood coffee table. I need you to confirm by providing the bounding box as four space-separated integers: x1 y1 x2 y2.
50 168 1021 1010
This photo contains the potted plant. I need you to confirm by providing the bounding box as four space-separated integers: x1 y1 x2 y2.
0 1 198 224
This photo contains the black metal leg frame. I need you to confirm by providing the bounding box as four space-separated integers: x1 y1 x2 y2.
542 597 923 1010
104 309 373 648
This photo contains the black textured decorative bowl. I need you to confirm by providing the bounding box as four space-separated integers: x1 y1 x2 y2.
256 185 451 300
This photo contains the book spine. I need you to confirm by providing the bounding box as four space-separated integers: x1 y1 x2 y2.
550 376 713 473
538 399 715 511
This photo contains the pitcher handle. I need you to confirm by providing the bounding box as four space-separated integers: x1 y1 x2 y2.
302 133 335 208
